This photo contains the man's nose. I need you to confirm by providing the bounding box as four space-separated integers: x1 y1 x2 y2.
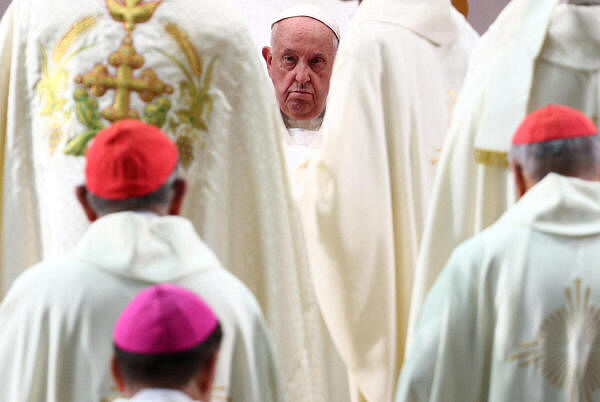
294 64 311 84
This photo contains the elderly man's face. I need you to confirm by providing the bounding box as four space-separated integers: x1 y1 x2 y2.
262 17 337 121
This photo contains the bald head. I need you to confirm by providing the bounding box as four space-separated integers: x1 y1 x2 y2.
262 16 338 121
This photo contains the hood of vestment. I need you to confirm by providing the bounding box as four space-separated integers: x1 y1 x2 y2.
472 1 600 158
355 0 460 46
539 4 600 71
70 211 222 283
500 173 600 237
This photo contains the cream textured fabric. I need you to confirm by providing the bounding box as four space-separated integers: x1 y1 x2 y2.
297 0 478 400
0 212 283 402
113 388 194 402
398 174 600 402
0 1 328 400
409 2 600 347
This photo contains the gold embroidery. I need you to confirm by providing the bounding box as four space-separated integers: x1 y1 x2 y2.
53 16 97 64
431 147 442 165
175 132 195 169
474 148 508 168
156 23 217 168
57 2 215 162
212 385 232 401
106 0 161 33
510 279 600 402
66 0 174 155
165 23 203 77
74 40 174 122
37 17 97 153
446 89 457 125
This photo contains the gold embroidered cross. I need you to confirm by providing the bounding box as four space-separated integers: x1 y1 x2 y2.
75 38 173 122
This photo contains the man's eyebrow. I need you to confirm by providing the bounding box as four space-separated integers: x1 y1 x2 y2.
282 48 298 54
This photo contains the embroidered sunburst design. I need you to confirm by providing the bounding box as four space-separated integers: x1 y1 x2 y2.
510 279 600 402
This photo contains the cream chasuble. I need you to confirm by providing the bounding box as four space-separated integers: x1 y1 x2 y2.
297 0 478 400
409 1 600 346
0 1 331 400
0 212 283 402
398 174 600 402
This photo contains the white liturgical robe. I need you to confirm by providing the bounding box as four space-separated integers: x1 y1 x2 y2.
0 1 329 400
0 212 283 402
113 388 195 402
409 1 600 344
298 0 478 400
397 174 600 402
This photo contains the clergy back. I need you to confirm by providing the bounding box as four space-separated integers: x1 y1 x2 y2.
398 172 600 401
298 0 478 400
0 0 324 399
409 0 600 344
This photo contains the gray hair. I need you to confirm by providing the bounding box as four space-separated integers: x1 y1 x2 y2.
508 135 600 182
271 20 339 49
87 169 179 215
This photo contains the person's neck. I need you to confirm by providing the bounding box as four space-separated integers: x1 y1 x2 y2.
281 110 324 131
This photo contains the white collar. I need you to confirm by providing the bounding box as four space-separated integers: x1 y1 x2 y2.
130 388 195 401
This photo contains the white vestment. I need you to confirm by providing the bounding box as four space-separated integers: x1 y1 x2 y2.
113 388 195 402
0 212 283 402
284 128 323 182
398 174 600 402
0 1 330 400
297 0 478 400
409 2 600 344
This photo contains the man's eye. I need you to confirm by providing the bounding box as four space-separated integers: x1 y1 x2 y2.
283 56 296 64
310 58 324 65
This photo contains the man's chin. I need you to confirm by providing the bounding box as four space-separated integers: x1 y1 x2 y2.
284 102 319 121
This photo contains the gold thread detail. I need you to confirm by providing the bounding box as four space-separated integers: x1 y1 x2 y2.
165 23 203 77
106 0 162 33
66 0 174 155
53 16 97 64
37 16 98 154
509 279 600 402
474 148 508 168
156 37 217 168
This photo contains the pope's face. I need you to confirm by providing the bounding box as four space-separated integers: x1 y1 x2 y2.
263 17 337 121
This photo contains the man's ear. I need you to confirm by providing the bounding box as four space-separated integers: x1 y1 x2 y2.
262 46 273 71
168 179 187 216
510 161 528 199
110 355 127 394
75 185 98 222
195 351 219 402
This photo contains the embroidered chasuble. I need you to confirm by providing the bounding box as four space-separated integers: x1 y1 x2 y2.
0 1 333 400
297 0 478 400
409 1 600 346
398 174 600 402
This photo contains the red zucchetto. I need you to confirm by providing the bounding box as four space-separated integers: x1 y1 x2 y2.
85 120 178 200
512 104 597 145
